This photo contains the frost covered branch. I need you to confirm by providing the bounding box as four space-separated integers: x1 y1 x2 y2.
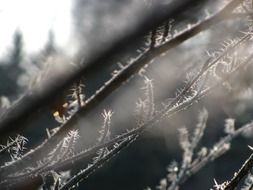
0 0 242 182
152 117 253 190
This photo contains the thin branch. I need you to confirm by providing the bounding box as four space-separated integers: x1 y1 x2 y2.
182 122 253 186
54 50 253 175
2 45 252 189
224 153 253 190
2 33 250 190
59 135 138 190
0 0 243 179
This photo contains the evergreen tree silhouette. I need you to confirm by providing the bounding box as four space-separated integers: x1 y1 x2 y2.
44 30 57 57
7 29 24 81
0 30 25 97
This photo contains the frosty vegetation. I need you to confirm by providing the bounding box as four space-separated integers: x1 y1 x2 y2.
1 0 253 189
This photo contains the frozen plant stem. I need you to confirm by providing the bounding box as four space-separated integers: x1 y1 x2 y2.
0 1 242 178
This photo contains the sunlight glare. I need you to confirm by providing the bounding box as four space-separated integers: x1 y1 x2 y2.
0 0 73 56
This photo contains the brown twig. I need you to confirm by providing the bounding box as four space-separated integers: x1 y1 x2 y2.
224 154 253 190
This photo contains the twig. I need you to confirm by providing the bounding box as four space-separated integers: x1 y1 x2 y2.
0 0 243 179
59 135 138 190
2 47 252 189
182 122 253 186
224 154 253 190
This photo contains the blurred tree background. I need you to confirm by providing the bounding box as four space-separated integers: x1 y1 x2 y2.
1 0 253 190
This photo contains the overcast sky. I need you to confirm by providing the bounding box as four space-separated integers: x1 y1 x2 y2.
0 0 73 57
